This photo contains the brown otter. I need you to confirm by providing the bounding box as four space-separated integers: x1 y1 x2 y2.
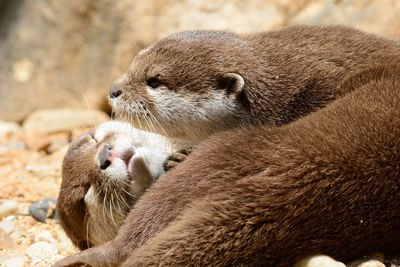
57 121 175 249
55 63 400 266
109 25 400 143
54 25 400 266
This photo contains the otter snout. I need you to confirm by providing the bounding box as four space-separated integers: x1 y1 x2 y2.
109 84 122 99
99 144 113 170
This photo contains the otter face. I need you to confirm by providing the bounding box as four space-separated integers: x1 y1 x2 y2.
108 31 257 143
57 121 172 250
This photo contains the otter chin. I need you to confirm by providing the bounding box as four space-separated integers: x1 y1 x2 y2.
56 121 174 250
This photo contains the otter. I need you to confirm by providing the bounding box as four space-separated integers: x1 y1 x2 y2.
57 125 384 267
109 25 400 143
56 63 400 266
57 121 175 249
54 24 400 266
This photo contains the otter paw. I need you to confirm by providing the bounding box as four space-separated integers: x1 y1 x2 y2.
163 146 193 171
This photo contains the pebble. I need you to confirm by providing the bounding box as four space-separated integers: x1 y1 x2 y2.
294 255 346 267
0 254 26 267
34 230 57 243
0 216 16 233
25 241 63 267
0 199 18 218
0 121 21 140
0 228 16 249
28 198 57 223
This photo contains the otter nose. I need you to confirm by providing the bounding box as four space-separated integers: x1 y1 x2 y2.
99 144 113 170
109 85 122 99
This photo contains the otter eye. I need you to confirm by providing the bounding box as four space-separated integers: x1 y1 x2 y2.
146 77 162 89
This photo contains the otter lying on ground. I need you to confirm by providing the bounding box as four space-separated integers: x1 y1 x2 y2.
55 25 400 266
57 121 174 249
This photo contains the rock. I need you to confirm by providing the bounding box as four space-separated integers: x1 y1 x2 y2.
0 254 26 267
0 228 16 249
0 216 16 234
356 260 385 267
294 255 346 267
56 230 75 252
0 121 21 140
288 0 400 38
1 1 400 122
25 241 63 267
22 109 109 135
0 199 18 218
34 230 57 243
28 198 57 223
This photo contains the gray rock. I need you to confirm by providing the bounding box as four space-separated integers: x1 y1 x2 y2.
28 198 57 223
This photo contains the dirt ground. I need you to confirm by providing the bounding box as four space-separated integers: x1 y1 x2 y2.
0 128 85 266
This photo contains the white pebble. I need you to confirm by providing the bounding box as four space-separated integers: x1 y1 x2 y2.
294 255 346 267
25 241 63 267
356 260 385 267
0 216 16 234
0 200 18 218
0 254 26 267
34 230 57 243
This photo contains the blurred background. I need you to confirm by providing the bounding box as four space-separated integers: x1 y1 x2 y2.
0 1 400 266
1 0 399 122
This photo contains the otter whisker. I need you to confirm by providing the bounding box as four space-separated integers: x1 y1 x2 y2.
148 109 169 137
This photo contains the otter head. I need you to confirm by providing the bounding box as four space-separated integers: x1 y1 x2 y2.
108 31 266 143
57 121 171 250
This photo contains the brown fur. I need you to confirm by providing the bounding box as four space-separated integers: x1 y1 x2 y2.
54 26 400 267
55 64 400 267
57 122 172 250
124 64 400 266
110 25 400 142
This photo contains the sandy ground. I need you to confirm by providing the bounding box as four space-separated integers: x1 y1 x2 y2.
0 130 82 266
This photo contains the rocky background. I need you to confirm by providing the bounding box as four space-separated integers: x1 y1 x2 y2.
0 0 400 266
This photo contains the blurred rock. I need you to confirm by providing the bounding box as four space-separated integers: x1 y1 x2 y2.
0 216 16 234
22 109 109 135
1 0 399 122
28 198 57 223
294 255 345 267
288 0 400 38
0 254 26 267
356 260 385 267
24 241 63 267
0 121 21 140
34 230 57 243
0 199 18 218
0 228 16 249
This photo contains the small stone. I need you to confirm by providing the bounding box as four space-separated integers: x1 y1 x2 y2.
56 230 75 252
28 198 57 223
25 241 63 267
34 230 57 243
0 216 16 234
294 255 346 267
0 228 16 249
0 254 26 267
356 260 385 267
0 199 18 218
0 121 21 140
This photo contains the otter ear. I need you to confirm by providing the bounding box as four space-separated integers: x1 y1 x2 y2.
216 73 245 96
